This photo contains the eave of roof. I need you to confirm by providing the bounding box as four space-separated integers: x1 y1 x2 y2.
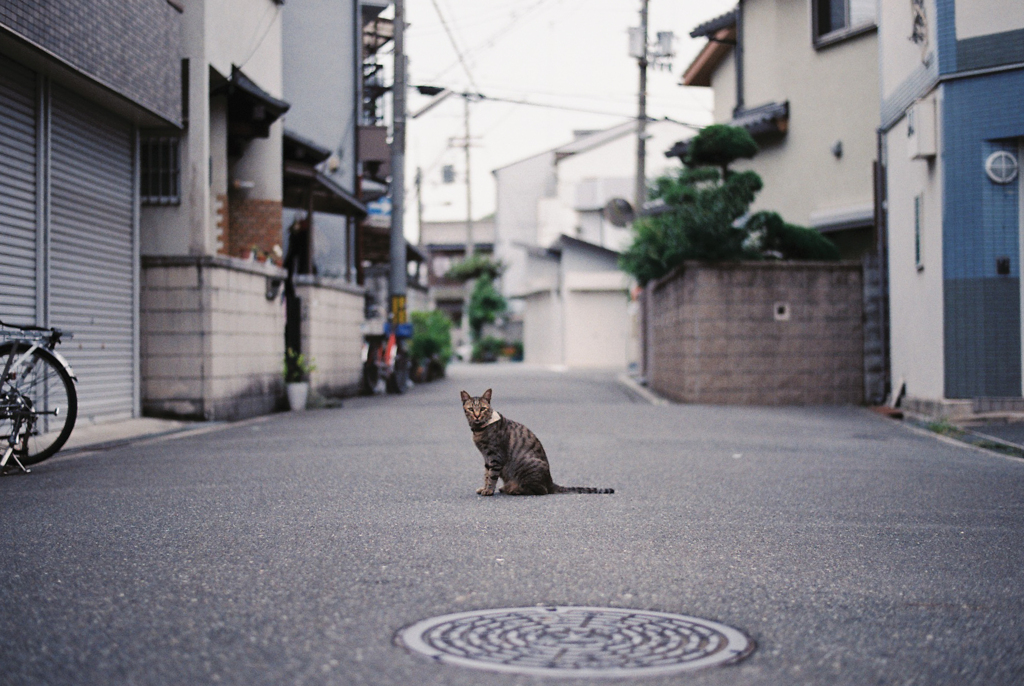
283 162 367 217
665 101 789 160
224 66 290 117
690 8 737 38
681 27 736 87
283 129 332 165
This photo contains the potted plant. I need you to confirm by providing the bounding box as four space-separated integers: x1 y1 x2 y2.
283 348 317 411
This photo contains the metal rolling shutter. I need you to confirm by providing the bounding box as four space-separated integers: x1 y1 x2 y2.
49 85 136 422
0 55 38 324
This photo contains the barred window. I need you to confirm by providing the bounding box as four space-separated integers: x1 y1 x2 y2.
140 136 180 205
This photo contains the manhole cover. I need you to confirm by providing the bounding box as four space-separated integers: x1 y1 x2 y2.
397 606 754 678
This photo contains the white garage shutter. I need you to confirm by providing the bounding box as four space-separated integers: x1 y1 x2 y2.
0 55 38 324
48 85 136 422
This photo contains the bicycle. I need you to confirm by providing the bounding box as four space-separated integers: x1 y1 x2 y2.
0 319 78 474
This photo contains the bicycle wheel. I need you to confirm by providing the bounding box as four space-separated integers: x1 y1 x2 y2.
0 343 77 464
386 353 409 394
361 359 382 395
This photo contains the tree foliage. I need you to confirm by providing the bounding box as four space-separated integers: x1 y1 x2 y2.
467 274 507 341
619 124 839 285
445 254 504 282
746 211 841 261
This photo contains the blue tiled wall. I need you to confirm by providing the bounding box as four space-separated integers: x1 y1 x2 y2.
936 0 957 74
942 70 1024 397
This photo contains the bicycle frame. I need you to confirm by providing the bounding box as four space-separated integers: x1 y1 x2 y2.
0 322 77 473
0 340 46 473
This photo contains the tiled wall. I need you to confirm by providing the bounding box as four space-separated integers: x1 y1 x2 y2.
0 0 182 124
141 256 286 420
941 70 1024 397
649 262 864 405
295 277 364 397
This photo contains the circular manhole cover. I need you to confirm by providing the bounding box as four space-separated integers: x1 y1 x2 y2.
397 606 754 678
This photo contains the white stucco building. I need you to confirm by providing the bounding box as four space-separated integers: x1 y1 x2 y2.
493 120 691 369
678 2 880 259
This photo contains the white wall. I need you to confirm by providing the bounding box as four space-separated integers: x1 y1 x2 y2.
563 272 631 369
879 0 936 103
493 151 556 298
523 290 562 366
705 0 879 229
885 96 945 401
955 0 1024 39
282 0 358 192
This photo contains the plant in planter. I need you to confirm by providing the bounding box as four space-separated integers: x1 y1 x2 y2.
283 348 317 411
409 310 453 382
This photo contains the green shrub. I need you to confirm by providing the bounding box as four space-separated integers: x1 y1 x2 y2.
619 124 839 287
409 310 453 367
472 336 506 363
746 211 840 261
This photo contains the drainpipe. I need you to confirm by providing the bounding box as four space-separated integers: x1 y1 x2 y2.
734 0 745 115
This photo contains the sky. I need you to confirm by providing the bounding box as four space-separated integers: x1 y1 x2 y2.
396 0 737 240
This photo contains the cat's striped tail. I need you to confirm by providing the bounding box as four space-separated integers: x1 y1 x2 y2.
554 485 615 494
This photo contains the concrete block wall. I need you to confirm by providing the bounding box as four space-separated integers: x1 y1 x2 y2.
295 276 364 397
649 261 864 405
141 256 286 420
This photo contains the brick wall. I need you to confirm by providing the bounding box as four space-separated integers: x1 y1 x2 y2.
295 276 364 398
224 196 283 259
141 256 287 420
649 262 864 405
0 0 182 124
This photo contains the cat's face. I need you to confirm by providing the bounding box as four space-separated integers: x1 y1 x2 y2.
461 388 493 428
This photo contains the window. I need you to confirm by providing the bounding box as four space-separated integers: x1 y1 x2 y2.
914 194 923 271
814 0 876 46
140 136 180 205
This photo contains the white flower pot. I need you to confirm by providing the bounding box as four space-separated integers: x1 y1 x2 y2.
286 381 309 411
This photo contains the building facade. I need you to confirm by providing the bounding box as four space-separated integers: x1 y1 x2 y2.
881 0 1024 412
679 1 880 258
492 121 687 369
0 0 182 425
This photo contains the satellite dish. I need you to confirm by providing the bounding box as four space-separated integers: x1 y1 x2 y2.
603 198 635 227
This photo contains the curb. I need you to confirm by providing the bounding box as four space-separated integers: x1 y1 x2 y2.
617 374 669 406
49 414 277 462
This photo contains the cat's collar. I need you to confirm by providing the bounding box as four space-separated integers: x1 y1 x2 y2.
473 410 502 432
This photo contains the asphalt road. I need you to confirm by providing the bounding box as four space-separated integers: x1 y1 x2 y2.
2 364 1023 685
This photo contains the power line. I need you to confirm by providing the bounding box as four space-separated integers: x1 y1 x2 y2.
424 0 563 83
427 0 479 91
412 86 706 127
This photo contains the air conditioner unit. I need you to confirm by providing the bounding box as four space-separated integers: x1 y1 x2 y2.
907 95 937 160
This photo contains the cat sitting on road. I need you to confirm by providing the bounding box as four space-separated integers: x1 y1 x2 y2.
460 389 614 496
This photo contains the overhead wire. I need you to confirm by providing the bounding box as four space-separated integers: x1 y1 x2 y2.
427 0 480 91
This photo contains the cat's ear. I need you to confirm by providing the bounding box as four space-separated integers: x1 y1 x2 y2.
460 390 471 403
482 389 492 402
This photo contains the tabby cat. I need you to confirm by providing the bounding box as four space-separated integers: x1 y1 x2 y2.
461 389 614 496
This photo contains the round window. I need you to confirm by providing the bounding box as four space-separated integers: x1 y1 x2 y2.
985 150 1019 184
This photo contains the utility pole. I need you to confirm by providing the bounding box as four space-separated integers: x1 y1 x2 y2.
415 166 424 246
635 0 649 212
389 0 408 329
464 95 474 259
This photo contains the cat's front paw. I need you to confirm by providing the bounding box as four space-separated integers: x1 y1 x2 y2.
476 487 495 496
